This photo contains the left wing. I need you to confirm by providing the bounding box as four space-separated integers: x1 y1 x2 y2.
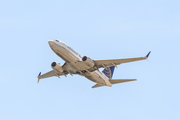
37 70 66 83
94 51 151 69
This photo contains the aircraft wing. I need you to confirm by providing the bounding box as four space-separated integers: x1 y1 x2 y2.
94 51 151 69
37 70 66 83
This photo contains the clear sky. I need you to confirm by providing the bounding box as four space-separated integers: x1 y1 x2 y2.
0 0 180 120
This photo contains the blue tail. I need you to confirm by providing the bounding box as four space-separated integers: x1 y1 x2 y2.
102 66 115 79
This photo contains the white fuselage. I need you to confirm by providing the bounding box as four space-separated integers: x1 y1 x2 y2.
48 40 112 87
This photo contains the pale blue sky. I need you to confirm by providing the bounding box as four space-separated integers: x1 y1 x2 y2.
0 0 180 120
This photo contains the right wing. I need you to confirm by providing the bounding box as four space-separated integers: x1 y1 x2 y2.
37 70 66 83
93 51 151 69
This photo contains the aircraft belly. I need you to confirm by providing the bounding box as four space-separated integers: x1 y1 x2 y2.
56 48 84 73
85 71 107 85
50 42 91 72
54 46 78 63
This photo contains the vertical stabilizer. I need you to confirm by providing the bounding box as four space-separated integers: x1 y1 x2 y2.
102 66 115 79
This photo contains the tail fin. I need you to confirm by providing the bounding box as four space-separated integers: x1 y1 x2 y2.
102 66 115 79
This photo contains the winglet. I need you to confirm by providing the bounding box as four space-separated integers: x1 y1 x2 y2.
146 51 151 58
38 72 41 76
37 72 41 83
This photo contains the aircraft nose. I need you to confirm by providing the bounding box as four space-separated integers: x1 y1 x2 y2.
48 40 53 46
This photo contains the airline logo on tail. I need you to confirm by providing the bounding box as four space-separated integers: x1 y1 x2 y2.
102 66 115 79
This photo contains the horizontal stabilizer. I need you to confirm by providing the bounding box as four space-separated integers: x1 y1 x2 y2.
109 79 137 84
92 84 104 88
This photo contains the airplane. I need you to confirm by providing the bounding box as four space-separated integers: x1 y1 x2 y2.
38 39 151 88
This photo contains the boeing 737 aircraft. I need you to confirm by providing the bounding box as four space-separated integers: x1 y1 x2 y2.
38 40 151 88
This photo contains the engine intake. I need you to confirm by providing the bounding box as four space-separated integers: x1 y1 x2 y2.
51 62 56 67
51 62 64 73
82 56 95 68
82 56 87 61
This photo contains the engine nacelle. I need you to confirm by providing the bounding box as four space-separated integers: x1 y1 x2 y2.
51 62 64 73
82 56 95 68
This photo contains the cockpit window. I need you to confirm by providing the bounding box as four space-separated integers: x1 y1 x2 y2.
56 40 59 42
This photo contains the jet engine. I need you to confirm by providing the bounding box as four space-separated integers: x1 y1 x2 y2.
51 62 64 73
82 56 95 68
